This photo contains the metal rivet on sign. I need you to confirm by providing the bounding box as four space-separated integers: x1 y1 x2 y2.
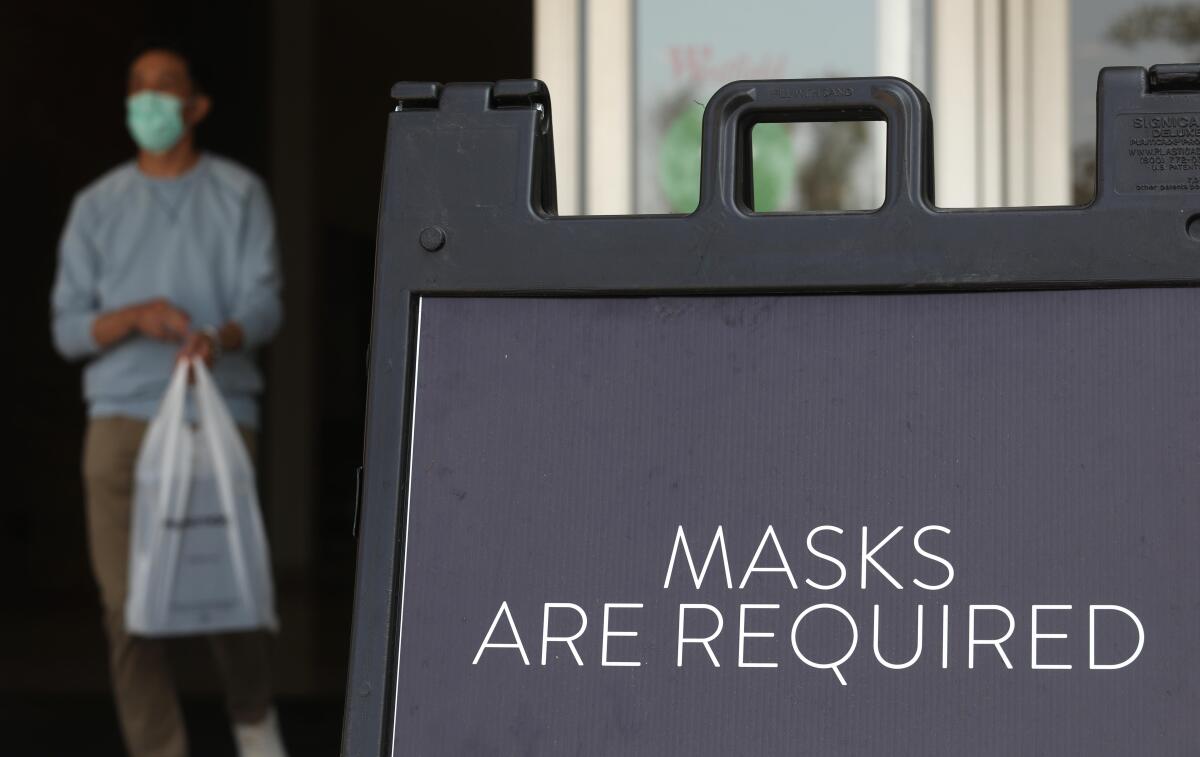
419 226 446 252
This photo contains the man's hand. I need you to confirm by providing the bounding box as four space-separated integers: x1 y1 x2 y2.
91 298 190 349
134 299 191 340
178 330 217 367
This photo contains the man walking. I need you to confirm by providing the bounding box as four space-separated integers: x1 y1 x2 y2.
51 42 287 757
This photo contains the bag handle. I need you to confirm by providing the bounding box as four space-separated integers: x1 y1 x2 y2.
149 360 192 516
191 359 255 618
192 358 277 627
138 360 194 630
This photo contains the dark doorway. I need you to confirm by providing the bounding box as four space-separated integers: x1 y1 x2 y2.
2 1 531 753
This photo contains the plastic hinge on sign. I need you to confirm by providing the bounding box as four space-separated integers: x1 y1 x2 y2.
391 82 441 111
1148 64 1200 92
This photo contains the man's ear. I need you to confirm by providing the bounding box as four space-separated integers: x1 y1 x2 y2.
187 94 212 127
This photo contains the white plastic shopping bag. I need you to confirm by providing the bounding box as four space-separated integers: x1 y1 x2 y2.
126 357 279 636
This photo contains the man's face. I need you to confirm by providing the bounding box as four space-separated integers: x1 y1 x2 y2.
127 50 210 130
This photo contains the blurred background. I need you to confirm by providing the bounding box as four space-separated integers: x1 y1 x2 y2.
3 0 1195 754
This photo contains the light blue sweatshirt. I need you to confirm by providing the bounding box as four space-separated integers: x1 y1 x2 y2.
51 154 282 427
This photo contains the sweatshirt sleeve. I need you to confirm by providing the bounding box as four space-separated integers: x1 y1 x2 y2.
50 195 102 361
230 179 284 350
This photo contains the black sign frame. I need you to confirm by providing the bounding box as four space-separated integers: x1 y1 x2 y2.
342 67 1200 756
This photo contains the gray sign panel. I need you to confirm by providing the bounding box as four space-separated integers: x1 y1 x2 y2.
393 290 1199 755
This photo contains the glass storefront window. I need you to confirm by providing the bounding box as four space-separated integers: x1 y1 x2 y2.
634 0 887 213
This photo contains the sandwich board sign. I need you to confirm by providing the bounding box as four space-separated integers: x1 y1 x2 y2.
343 67 1200 756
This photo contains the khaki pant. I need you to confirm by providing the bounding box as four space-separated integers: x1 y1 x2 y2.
83 416 273 757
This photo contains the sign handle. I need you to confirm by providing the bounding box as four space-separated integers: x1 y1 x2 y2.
696 77 934 216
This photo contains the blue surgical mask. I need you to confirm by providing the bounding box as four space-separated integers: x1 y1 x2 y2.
126 91 186 153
